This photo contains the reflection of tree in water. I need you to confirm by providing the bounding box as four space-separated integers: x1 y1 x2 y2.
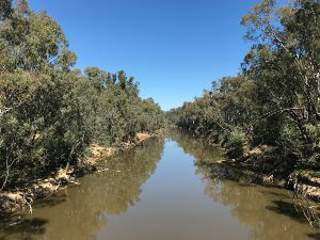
172 130 318 240
0 137 165 240
169 129 224 163
202 177 320 240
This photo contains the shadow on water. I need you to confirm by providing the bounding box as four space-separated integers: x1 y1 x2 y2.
307 233 320 239
34 193 67 209
0 137 165 240
0 194 68 239
170 129 320 240
260 189 291 198
0 215 48 240
265 200 307 224
1 131 320 239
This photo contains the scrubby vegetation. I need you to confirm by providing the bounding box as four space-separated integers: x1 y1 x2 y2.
168 0 320 181
0 0 164 191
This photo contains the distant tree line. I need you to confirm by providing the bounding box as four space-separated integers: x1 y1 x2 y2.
168 0 320 176
0 0 164 190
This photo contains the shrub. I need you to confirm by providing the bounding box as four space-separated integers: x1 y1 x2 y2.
225 129 246 160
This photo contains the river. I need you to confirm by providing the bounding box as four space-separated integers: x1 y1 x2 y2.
0 131 319 240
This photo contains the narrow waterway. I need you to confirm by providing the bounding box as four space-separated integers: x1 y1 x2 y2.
1 132 319 240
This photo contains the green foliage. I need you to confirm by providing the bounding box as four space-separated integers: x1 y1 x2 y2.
0 1 164 189
168 75 256 147
0 70 88 187
225 129 246 160
170 0 320 170
77 68 164 146
0 0 12 21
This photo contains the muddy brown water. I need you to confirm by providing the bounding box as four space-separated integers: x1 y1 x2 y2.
0 131 319 240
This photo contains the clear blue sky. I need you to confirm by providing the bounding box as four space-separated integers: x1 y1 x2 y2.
29 0 275 110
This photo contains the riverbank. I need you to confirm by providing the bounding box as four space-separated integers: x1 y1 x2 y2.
197 143 320 203
0 131 162 216
1 131 318 239
169 127 320 204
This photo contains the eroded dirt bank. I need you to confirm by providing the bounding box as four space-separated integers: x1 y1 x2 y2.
198 143 320 202
0 132 162 216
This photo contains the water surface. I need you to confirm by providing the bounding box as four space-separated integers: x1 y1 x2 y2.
0 132 319 240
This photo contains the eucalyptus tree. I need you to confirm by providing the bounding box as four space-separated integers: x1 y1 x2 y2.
242 0 320 158
171 0 320 166
0 1 165 190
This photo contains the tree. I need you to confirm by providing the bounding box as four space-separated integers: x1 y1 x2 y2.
171 0 320 169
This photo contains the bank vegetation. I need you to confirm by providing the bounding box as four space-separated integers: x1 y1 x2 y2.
0 0 165 214
168 0 320 206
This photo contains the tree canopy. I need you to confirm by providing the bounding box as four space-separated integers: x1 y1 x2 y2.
0 0 164 190
169 0 320 175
